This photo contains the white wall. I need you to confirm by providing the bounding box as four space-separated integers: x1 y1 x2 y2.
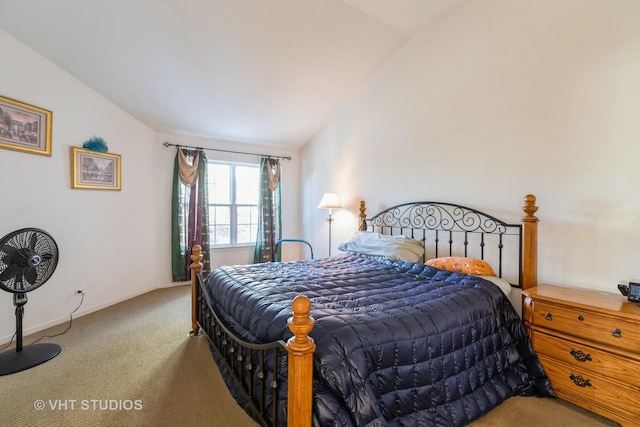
302 0 640 293
0 29 303 344
0 29 173 343
2 0 637 344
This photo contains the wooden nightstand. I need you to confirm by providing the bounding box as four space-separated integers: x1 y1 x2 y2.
522 284 640 427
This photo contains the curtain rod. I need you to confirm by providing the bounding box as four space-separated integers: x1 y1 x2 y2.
163 141 292 161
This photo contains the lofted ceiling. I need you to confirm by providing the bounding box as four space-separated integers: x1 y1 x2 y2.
0 0 470 149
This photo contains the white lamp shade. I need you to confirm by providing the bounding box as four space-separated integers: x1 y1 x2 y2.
317 192 343 209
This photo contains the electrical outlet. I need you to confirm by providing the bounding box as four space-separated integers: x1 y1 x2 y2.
76 288 86 296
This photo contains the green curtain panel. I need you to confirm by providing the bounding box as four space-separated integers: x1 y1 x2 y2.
171 149 211 281
253 158 281 263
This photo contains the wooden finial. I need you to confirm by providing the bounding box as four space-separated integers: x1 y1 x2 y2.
521 195 538 290
359 200 367 231
287 295 315 350
191 245 203 273
190 245 203 336
522 194 538 222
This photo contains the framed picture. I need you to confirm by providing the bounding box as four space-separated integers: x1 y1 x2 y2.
0 95 52 156
71 147 121 190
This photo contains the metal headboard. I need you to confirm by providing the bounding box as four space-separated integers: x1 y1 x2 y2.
361 201 523 286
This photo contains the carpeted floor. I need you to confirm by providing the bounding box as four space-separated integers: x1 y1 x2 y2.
0 285 620 426
0 285 257 427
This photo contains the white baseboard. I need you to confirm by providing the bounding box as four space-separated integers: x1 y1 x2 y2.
0 281 191 346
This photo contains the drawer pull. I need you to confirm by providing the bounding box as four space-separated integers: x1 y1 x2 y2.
611 328 622 338
577 315 584 321
544 312 552 321
569 374 592 388
569 349 592 362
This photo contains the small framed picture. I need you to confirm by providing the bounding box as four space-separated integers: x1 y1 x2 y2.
71 147 121 190
0 95 52 156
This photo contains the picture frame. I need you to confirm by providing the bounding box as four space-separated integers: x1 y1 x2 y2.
0 95 53 156
71 147 122 190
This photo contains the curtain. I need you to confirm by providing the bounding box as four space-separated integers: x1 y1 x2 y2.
253 158 281 263
171 148 210 281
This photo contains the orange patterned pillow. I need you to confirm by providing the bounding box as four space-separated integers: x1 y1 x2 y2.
425 257 496 277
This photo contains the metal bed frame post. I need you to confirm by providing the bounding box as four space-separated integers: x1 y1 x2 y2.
189 245 316 427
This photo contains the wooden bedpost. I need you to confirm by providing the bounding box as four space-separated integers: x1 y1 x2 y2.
359 200 367 231
286 295 316 427
521 195 538 290
189 245 203 337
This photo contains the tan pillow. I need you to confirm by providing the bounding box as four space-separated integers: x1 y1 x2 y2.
425 257 496 277
338 232 424 263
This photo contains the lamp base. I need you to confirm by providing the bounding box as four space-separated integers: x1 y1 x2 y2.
327 214 333 257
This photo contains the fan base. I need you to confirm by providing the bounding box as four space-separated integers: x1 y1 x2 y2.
0 343 61 376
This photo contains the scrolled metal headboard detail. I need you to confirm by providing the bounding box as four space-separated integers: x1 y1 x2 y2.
361 201 523 286
366 202 512 234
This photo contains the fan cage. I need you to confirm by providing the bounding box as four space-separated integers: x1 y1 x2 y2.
0 228 59 294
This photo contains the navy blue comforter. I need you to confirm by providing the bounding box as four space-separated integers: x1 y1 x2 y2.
204 254 553 426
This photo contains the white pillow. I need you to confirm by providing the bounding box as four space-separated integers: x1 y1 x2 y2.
478 275 512 298
338 232 424 263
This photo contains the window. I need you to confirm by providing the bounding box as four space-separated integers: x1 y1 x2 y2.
208 162 259 246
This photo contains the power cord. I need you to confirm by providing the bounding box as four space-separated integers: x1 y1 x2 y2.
30 290 85 345
0 332 16 352
0 291 86 350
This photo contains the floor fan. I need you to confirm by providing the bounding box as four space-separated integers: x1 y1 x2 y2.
0 228 60 376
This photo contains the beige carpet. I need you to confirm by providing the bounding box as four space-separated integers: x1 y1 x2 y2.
0 285 619 427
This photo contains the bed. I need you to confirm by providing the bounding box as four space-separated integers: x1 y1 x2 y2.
189 194 553 426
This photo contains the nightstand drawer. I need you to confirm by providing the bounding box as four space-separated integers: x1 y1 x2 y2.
523 285 640 426
532 300 640 353
539 355 640 422
532 331 640 385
